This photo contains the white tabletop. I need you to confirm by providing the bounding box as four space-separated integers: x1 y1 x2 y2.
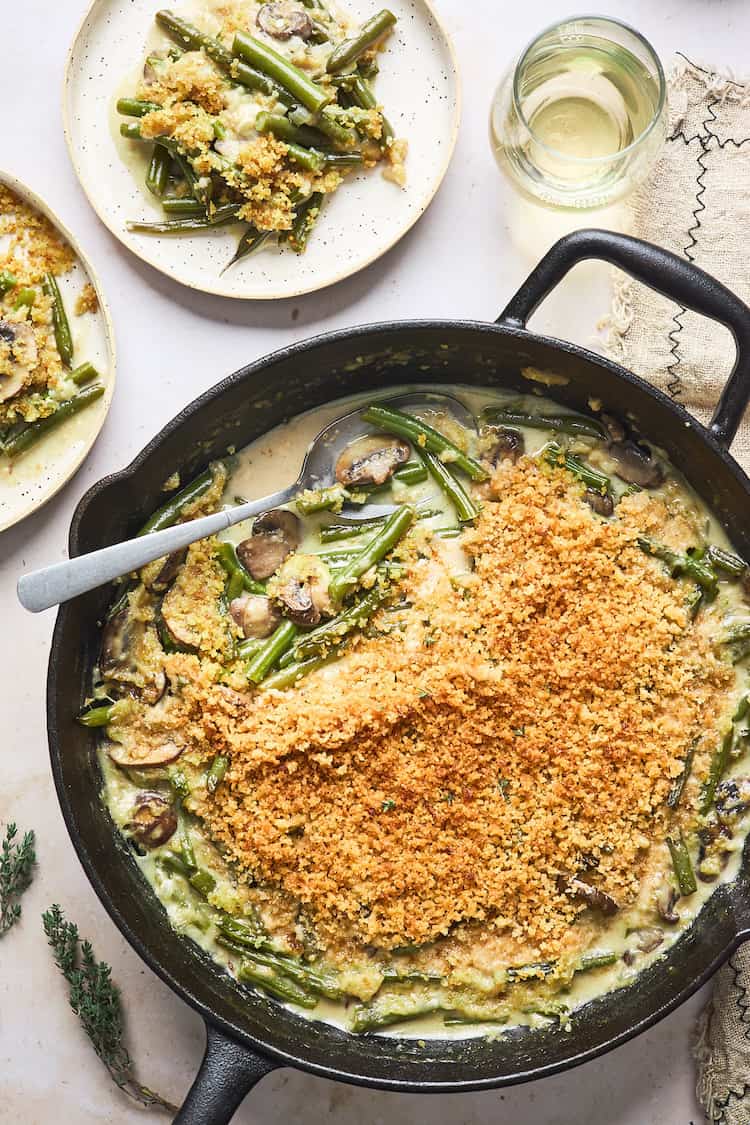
2 0 747 1120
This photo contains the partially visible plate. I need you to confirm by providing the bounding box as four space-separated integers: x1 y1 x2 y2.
0 170 116 534
63 0 460 300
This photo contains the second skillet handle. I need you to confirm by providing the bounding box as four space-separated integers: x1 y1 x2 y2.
497 228 750 449
174 1023 279 1125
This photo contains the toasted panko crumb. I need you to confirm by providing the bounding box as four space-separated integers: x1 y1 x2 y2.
119 459 733 957
383 138 408 187
75 282 98 316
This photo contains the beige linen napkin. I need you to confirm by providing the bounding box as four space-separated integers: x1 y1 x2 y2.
603 55 750 1123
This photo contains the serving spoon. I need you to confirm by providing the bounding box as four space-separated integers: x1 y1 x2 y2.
17 392 475 613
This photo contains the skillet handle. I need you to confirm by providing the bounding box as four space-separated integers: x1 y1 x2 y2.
497 228 750 449
174 1023 279 1125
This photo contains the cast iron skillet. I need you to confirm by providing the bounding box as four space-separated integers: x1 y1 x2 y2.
48 230 750 1122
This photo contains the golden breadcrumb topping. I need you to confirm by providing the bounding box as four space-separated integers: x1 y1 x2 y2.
113 458 733 959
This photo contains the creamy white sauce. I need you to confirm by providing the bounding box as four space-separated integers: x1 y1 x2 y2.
100 383 750 1039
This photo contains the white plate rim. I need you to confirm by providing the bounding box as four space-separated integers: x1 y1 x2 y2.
0 168 117 534
61 0 462 301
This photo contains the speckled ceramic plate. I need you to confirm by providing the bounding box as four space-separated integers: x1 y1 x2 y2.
0 170 115 534
63 0 460 300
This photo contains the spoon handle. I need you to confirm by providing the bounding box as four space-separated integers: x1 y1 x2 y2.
17 488 294 613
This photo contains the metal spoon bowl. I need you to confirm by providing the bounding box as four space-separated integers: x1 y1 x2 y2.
17 392 476 612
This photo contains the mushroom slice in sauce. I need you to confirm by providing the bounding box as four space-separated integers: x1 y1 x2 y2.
584 488 614 517
335 434 410 488
560 875 619 915
607 440 664 489
230 593 281 639
125 792 178 849
237 509 301 581
656 884 680 924
485 426 524 465
100 598 166 705
109 737 183 768
144 549 187 593
256 1 313 40
158 586 200 653
634 927 664 953
0 319 36 401
272 554 332 626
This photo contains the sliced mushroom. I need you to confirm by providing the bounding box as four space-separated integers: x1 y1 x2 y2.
237 508 301 581
125 792 178 849
715 777 750 822
257 1 313 39
335 434 410 488
109 737 183 768
585 488 614 517
230 593 281 639
656 884 680 924
158 588 200 653
0 320 35 401
100 600 167 705
486 426 524 465
601 413 627 443
635 927 664 953
608 440 664 489
145 549 187 593
559 875 619 915
271 553 332 626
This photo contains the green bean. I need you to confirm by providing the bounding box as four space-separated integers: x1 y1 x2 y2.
222 227 271 274
419 450 478 523
146 143 171 197
213 119 227 140
482 407 606 439
329 505 414 603
544 442 610 493
637 538 719 595
0 270 17 296
313 112 359 149
706 545 747 577
323 152 364 168
233 33 330 113
161 197 205 216
667 833 697 896
237 960 319 1008
319 518 385 544
326 9 397 73
361 404 488 482
433 527 462 539
43 273 74 367
351 994 442 1032
576 951 618 972
13 288 36 310
246 620 299 684
394 460 428 486
70 361 100 386
215 541 265 597
290 192 324 253
236 636 265 662
167 767 191 801
231 61 294 106
284 142 326 173
700 729 734 814
506 960 555 982
77 702 115 728
127 203 241 234
282 587 386 667
255 111 325 148
296 484 348 515
116 97 161 117
206 755 229 794
667 737 698 808
343 74 393 145
155 10 234 69
180 828 197 871
138 463 222 535
734 696 750 723
260 647 344 691
189 869 217 896
3 384 104 458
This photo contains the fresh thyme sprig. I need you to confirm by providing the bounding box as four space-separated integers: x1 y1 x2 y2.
0 822 36 936
42 905 176 1114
